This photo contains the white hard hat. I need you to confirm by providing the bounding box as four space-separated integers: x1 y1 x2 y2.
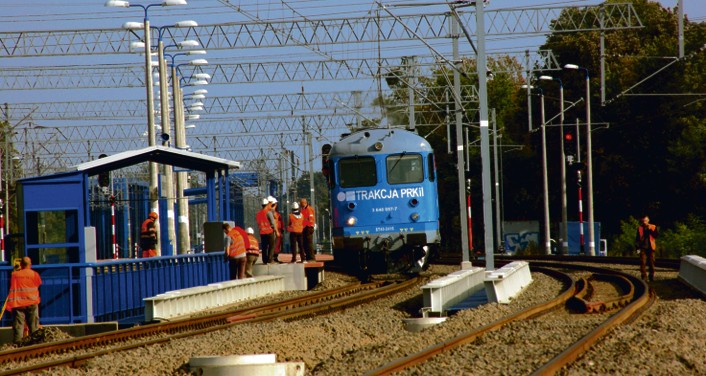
262 198 269 205
246 227 254 234
267 196 277 204
292 202 300 210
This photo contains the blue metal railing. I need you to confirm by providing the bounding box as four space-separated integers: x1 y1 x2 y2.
1 253 228 326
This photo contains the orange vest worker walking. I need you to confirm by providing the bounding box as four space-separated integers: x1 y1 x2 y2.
6 257 42 344
140 212 159 258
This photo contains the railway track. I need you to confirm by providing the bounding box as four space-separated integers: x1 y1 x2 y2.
0 277 420 375
365 262 654 375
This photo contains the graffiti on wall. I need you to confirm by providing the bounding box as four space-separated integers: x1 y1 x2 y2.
503 231 540 253
502 221 540 254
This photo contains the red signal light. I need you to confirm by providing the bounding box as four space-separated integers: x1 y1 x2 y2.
564 132 574 141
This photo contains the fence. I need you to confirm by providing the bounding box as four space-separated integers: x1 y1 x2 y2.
1 253 228 326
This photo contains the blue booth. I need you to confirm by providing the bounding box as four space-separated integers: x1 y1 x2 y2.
1 146 240 325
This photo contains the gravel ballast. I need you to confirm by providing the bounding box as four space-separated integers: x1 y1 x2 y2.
19 264 706 375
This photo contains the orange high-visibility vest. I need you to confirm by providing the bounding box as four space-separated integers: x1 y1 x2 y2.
6 268 42 311
274 211 283 231
301 206 315 227
246 234 260 255
256 208 273 234
226 228 246 258
288 213 304 233
638 225 657 250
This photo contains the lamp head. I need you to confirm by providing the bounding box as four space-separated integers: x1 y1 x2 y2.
178 40 200 48
123 21 144 30
174 20 197 28
105 0 130 7
162 0 188 5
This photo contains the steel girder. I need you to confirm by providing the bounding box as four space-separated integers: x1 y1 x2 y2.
0 5 641 58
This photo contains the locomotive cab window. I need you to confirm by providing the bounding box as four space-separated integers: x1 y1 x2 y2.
339 156 377 187
387 154 424 184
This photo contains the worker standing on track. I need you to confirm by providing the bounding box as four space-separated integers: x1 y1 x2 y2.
244 227 260 278
635 215 659 282
6 257 42 344
300 198 316 262
140 212 159 258
287 202 306 263
256 198 277 264
223 223 248 280
271 199 284 263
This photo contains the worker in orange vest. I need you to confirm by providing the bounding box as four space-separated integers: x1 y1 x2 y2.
272 200 284 263
635 215 659 282
256 197 278 264
300 198 316 262
223 223 248 280
244 227 260 278
140 212 159 258
287 202 306 263
6 257 42 344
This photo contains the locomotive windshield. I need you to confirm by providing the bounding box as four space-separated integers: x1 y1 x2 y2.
386 154 423 184
339 156 377 188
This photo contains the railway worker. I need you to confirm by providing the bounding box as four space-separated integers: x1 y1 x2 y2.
271 199 284 263
635 215 659 282
6 257 42 344
223 223 248 280
299 198 316 262
287 202 306 263
256 197 277 264
140 212 159 258
244 227 260 278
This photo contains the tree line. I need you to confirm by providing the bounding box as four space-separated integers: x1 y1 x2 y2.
374 0 706 257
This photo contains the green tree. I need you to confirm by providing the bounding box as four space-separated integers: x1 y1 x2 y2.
540 0 706 248
392 56 529 252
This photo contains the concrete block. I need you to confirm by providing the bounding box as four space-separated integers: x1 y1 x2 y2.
679 255 706 296
252 263 307 291
421 266 485 313
189 354 305 376
484 261 533 304
144 276 284 322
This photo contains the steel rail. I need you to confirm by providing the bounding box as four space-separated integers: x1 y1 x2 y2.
568 274 635 313
364 266 575 376
531 267 652 375
0 281 371 364
0 278 420 375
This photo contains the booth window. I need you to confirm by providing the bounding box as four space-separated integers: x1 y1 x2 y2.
26 210 80 264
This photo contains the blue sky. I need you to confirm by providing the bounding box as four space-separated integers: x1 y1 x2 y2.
0 0 702 173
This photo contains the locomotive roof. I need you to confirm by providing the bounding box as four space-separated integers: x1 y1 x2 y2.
329 128 431 156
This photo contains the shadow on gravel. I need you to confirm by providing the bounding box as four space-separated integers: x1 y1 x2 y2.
392 294 425 316
651 278 701 300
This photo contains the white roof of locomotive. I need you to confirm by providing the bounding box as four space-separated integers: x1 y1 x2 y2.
329 128 432 156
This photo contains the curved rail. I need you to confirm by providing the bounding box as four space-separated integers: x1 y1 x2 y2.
0 280 384 370
366 262 652 376
568 274 635 313
530 264 654 375
0 278 420 375
364 266 575 376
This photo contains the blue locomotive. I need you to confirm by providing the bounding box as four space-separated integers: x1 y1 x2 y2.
322 128 440 275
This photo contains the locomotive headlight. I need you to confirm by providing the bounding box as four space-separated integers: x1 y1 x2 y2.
410 212 420 222
346 216 357 226
373 141 383 151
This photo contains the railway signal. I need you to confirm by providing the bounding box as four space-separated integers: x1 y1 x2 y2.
563 128 577 164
